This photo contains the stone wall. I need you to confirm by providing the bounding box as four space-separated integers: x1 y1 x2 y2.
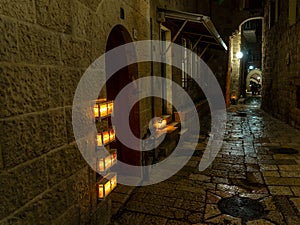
262 0 300 129
230 32 243 99
0 0 150 224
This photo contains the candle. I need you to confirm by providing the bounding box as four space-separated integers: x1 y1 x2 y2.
94 105 99 118
97 134 103 147
100 103 107 117
102 131 110 145
109 129 115 141
107 102 113 115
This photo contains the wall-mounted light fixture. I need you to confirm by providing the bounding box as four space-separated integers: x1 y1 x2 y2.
97 128 115 147
94 100 113 120
98 173 117 199
97 149 117 172
236 51 243 59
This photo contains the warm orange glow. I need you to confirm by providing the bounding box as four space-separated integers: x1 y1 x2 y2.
97 149 117 172
109 129 115 141
104 181 110 196
111 175 117 190
94 100 114 119
97 134 103 146
111 149 117 163
107 102 113 115
105 155 112 168
98 184 104 198
97 128 115 147
94 105 99 118
154 119 167 129
100 104 107 117
98 159 105 172
98 173 117 199
102 131 110 145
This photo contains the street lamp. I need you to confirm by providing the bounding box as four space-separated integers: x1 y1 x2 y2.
236 51 243 59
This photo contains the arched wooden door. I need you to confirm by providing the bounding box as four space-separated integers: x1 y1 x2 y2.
106 25 141 177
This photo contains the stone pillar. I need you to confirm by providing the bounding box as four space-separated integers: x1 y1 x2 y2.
230 31 242 99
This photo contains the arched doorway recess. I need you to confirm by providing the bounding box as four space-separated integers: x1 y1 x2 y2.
105 25 141 176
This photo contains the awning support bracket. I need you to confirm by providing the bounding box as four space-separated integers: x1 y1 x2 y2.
200 44 210 58
192 36 203 51
166 20 188 53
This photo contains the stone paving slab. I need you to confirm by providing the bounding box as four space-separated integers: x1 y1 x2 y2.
109 101 300 225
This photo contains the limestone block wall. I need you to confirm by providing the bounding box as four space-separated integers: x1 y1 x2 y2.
230 32 242 99
0 0 150 224
262 0 300 129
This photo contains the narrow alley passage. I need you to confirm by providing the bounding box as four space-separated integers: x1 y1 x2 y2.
109 98 300 225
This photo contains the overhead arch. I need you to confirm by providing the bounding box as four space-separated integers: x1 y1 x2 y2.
239 16 264 32
246 69 262 92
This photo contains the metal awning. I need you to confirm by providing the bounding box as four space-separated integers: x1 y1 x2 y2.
157 8 228 51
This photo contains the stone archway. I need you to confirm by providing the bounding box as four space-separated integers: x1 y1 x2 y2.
246 69 262 92
226 17 264 104
105 25 141 176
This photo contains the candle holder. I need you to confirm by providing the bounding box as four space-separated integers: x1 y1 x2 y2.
94 100 113 120
96 149 117 173
97 128 116 147
97 173 117 199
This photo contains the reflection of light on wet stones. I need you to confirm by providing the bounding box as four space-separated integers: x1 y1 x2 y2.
217 196 265 221
269 147 298 154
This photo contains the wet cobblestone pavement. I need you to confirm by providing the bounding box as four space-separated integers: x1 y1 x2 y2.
109 98 300 225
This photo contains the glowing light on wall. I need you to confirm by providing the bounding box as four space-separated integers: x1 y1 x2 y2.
236 51 243 59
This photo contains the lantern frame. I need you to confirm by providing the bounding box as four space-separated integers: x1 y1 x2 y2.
97 173 117 200
94 100 114 120
96 149 117 173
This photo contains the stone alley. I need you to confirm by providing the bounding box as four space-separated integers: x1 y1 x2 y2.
2 1 300 224
109 98 300 225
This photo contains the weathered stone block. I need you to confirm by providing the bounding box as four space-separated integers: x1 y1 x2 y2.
66 167 96 224
0 158 47 220
18 23 61 64
77 0 103 11
0 17 18 62
0 109 67 169
61 35 92 68
43 181 70 221
65 107 75 144
66 167 90 206
0 116 40 168
0 65 49 118
3 195 50 225
91 198 112 225
51 205 80 225
0 0 35 22
46 144 86 187
73 1 93 40
36 0 72 33
41 67 64 108
41 109 68 150
62 68 82 106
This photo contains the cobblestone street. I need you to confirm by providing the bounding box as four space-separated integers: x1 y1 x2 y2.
109 98 300 225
